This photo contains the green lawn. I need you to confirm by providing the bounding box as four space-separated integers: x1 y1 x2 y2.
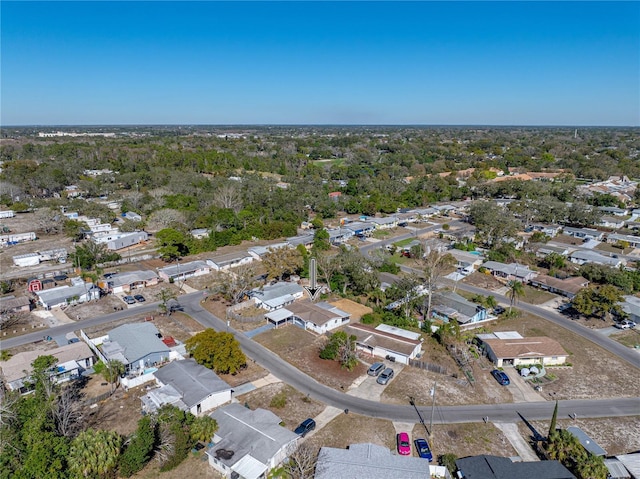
372 230 391 239
595 242 633 255
520 285 558 305
394 237 417 247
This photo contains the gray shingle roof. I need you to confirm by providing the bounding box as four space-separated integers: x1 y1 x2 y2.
108 270 158 288
315 443 431 479
153 359 230 408
208 403 298 467
455 454 576 479
106 323 170 365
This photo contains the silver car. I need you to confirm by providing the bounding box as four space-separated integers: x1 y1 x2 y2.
377 368 394 385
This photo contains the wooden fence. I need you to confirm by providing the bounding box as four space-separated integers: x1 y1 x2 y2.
407 359 449 376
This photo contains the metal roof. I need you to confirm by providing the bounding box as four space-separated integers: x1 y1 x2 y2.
153 359 230 408
567 426 607 456
106 322 170 365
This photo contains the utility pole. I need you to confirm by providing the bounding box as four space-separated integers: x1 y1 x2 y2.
429 381 437 439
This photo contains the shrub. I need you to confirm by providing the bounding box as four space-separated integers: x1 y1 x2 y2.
270 391 287 408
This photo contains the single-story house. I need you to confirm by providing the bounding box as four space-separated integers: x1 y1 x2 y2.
455 454 575 479
528 275 589 299
0 232 37 246
250 282 304 311
207 252 255 272
344 221 376 237
597 206 628 216
620 296 640 323
100 322 171 373
530 224 562 237
614 454 640 479
431 291 489 325
265 300 350 334
104 270 159 294
190 228 210 239
481 261 538 283
0 342 94 393
569 250 626 268
158 260 211 282
94 231 149 251
123 211 142 221
35 282 100 309
449 249 483 274
599 216 625 229
529 243 569 258
476 332 568 367
141 359 232 416
0 295 32 314
345 323 422 364
327 227 355 244
206 403 299 479
0 210 15 218
370 216 399 230
285 233 315 249
315 443 438 479
13 253 41 267
607 233 640 248
562 227 604 241
413 207 439 219
248 243 290 260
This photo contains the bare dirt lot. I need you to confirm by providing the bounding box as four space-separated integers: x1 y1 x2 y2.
304 412 396 453
517 416 640 456
423 422 517 459
254 325 368 391
462 271 506 291
236 382 326 430
84 383 146 437
491 313 640 400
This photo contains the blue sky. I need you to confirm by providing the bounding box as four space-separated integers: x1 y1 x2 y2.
2 1 639 126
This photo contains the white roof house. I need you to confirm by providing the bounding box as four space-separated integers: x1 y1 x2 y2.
141 359 232 416
207 252 255 271
105 270 159 294
100 322 171 373
265 300 350 334
481 261 538 283
206 404 299 479
158 260 211 282
35 283 100 309
250 282 304 311
345 323 422 365
569 250 625 267
248 243 290 259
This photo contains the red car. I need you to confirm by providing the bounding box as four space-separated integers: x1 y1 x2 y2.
397 432 411 456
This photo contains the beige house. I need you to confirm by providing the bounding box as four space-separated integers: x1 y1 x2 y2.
345 323 422 365
478 333 568 367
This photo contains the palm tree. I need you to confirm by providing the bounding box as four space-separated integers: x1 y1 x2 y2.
190 416 218 443
69 428 122 478
367 289 386 308
507 280 524 313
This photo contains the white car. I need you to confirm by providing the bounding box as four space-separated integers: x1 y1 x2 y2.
614 320 636 330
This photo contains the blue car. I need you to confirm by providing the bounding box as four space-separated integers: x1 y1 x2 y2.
491 369 510 386
414 438 433 461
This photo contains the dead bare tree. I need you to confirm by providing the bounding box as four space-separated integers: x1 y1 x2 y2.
415 246 456 319
210 263 258 305
285 443 319 479
0 310 28 331
52 382 85 437
154 422 176 466
212 183 243 213
315 251 339 292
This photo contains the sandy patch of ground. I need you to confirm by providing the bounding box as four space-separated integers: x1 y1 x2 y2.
424 422 517 460
254 325 368 391
329 298 373 321
236 382 326 430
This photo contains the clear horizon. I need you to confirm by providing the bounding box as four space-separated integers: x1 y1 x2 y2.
2 1 639 127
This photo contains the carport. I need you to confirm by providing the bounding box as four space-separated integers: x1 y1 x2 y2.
265 308 293 328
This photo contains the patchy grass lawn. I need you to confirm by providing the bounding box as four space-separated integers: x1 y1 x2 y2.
490 313 640 400
595 242 633 255
423 422 517 461
221 358 269 388
305 413 396 454
609 329 640 349
254 325 367 390
236 383 325 430
517 417 640 456
519 285 558 305
132 452 223 479
462 272 505 291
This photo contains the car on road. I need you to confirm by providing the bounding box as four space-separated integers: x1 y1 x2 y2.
123 295 136 305
491 369 510 386
367 362 385 377
397 432 411 456
377 368 394 385
294 418 316 437
134 294 145 303
414 438 433 461
614 320 636 330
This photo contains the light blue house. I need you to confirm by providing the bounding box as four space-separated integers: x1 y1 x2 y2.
431 291 488 325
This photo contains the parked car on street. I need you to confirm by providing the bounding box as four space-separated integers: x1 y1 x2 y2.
491 369 510 386
377 368 394 385
397 432 411 456
367 362 385 377
414 438 433 461
294 418 316 437
123 295 136 305
134 294 145 302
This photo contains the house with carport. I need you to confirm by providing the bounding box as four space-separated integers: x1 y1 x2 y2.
104 270 159 294
250 282 304 312
345 323 422 364
158 260 211 282
528 275 589 299
264 300 350 333
206 403 299 479
481 261 538 283
569 250 625 268
476 331 568 367
140 359 232 416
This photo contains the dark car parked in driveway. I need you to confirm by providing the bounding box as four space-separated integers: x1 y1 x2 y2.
491 369 510 386
294 418 316 437
414 438 433 461
134 294 145 302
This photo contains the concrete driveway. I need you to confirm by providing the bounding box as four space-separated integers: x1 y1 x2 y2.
503 367 546 403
